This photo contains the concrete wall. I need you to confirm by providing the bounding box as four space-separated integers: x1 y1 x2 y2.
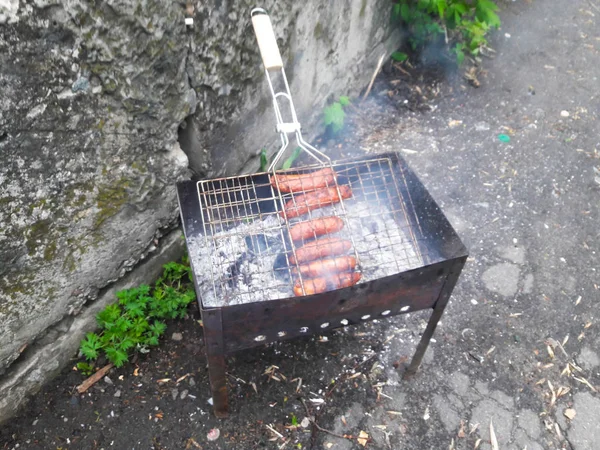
0 0 401 423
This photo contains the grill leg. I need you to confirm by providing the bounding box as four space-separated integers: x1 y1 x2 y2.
202 307 228 417
403 299 446 379
207 352 228 418
403 258 466 379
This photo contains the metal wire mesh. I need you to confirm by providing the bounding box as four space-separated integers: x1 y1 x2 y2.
191 157 427 307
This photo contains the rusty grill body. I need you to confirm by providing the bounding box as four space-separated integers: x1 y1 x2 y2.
177 152 468 417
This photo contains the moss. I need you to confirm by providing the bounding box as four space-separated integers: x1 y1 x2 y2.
26 198 47 216
0 196 14 207
313 22 323 40
43 241 57 261
93 178 131 229
26 219 52 255
75 194 87 206
359 0 367 17
97 118 106 130
131 161 147 173
0 272 35 299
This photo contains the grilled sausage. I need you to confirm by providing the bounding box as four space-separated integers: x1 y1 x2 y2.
281 185 353 219
270 167 336 193
288 237 352 265
292 278 327 296
292 256 357 278
293 272 362 296
289 216 344 242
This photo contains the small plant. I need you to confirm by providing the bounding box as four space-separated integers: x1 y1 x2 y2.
258 146 302 172
323 96 351 134
76 361 95 376
79 258 195 368
392 0 500 64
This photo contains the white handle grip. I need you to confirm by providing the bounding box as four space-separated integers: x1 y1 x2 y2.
251 8 283 71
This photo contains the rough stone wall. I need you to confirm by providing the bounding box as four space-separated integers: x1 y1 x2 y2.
0 0 400 423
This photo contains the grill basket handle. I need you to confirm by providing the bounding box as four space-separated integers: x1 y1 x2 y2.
251 8 284 71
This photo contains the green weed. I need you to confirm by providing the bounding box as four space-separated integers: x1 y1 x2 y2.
392 0 501 65
79 258 195 368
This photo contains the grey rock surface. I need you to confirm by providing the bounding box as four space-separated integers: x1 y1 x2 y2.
0 0 400 423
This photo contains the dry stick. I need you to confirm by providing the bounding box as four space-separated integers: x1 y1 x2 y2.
76 363 114 394
301 399 355 441
588 0 600 13
361 54 386 102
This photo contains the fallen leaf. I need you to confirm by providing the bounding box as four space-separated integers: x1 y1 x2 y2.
564 409 576 420
357 430 369 447
423 406 430 421
341 416 347 426
325 443 334 449
474 438 482 449
490 420 499 450
457 420 466 438
133 367 139 377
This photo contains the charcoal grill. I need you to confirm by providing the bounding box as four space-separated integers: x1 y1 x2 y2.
177 153 467 417
175 10 467 417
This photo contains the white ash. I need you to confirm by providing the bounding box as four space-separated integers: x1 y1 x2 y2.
187 199 423 307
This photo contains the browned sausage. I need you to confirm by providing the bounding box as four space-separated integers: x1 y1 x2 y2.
289 216 344 242
288 237 352 265
292 256 357 278
270 167 336 193
293 278 327 296
293 272 362 296
281 185 353 218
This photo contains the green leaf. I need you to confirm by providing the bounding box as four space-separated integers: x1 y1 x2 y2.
119 336 136 351
259 149 268 172
81 333 103 361
338 96 351 107
150 321 167 337
454 43 466 65
400 3 411 22
391 51 408 62
323 102 345 134
105 346 128 367
392 3 401 20
76 362 95 375
97 304 121 329
282 147 302 170
291 414 298 426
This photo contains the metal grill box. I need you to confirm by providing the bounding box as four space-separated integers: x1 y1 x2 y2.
177 152 467 417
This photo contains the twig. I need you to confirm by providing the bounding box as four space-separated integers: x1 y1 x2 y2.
362 54 386 102
301 399 355 441
588 0 600 13
266 424 285 440
76 363 114 394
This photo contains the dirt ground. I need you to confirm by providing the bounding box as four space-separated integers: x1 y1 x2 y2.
2 0 599 449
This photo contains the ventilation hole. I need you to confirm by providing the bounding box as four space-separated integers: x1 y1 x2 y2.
339 299 347 305
0 132 7 142
361 315 371 320
254 335 266 342
340 319 349 326
381 310 391 316
400 306 410 312
320 322 329 328
300 327 308 333
277 331 286 337
264 308 272 314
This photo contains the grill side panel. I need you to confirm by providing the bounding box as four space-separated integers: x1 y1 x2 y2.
219 259 455 353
